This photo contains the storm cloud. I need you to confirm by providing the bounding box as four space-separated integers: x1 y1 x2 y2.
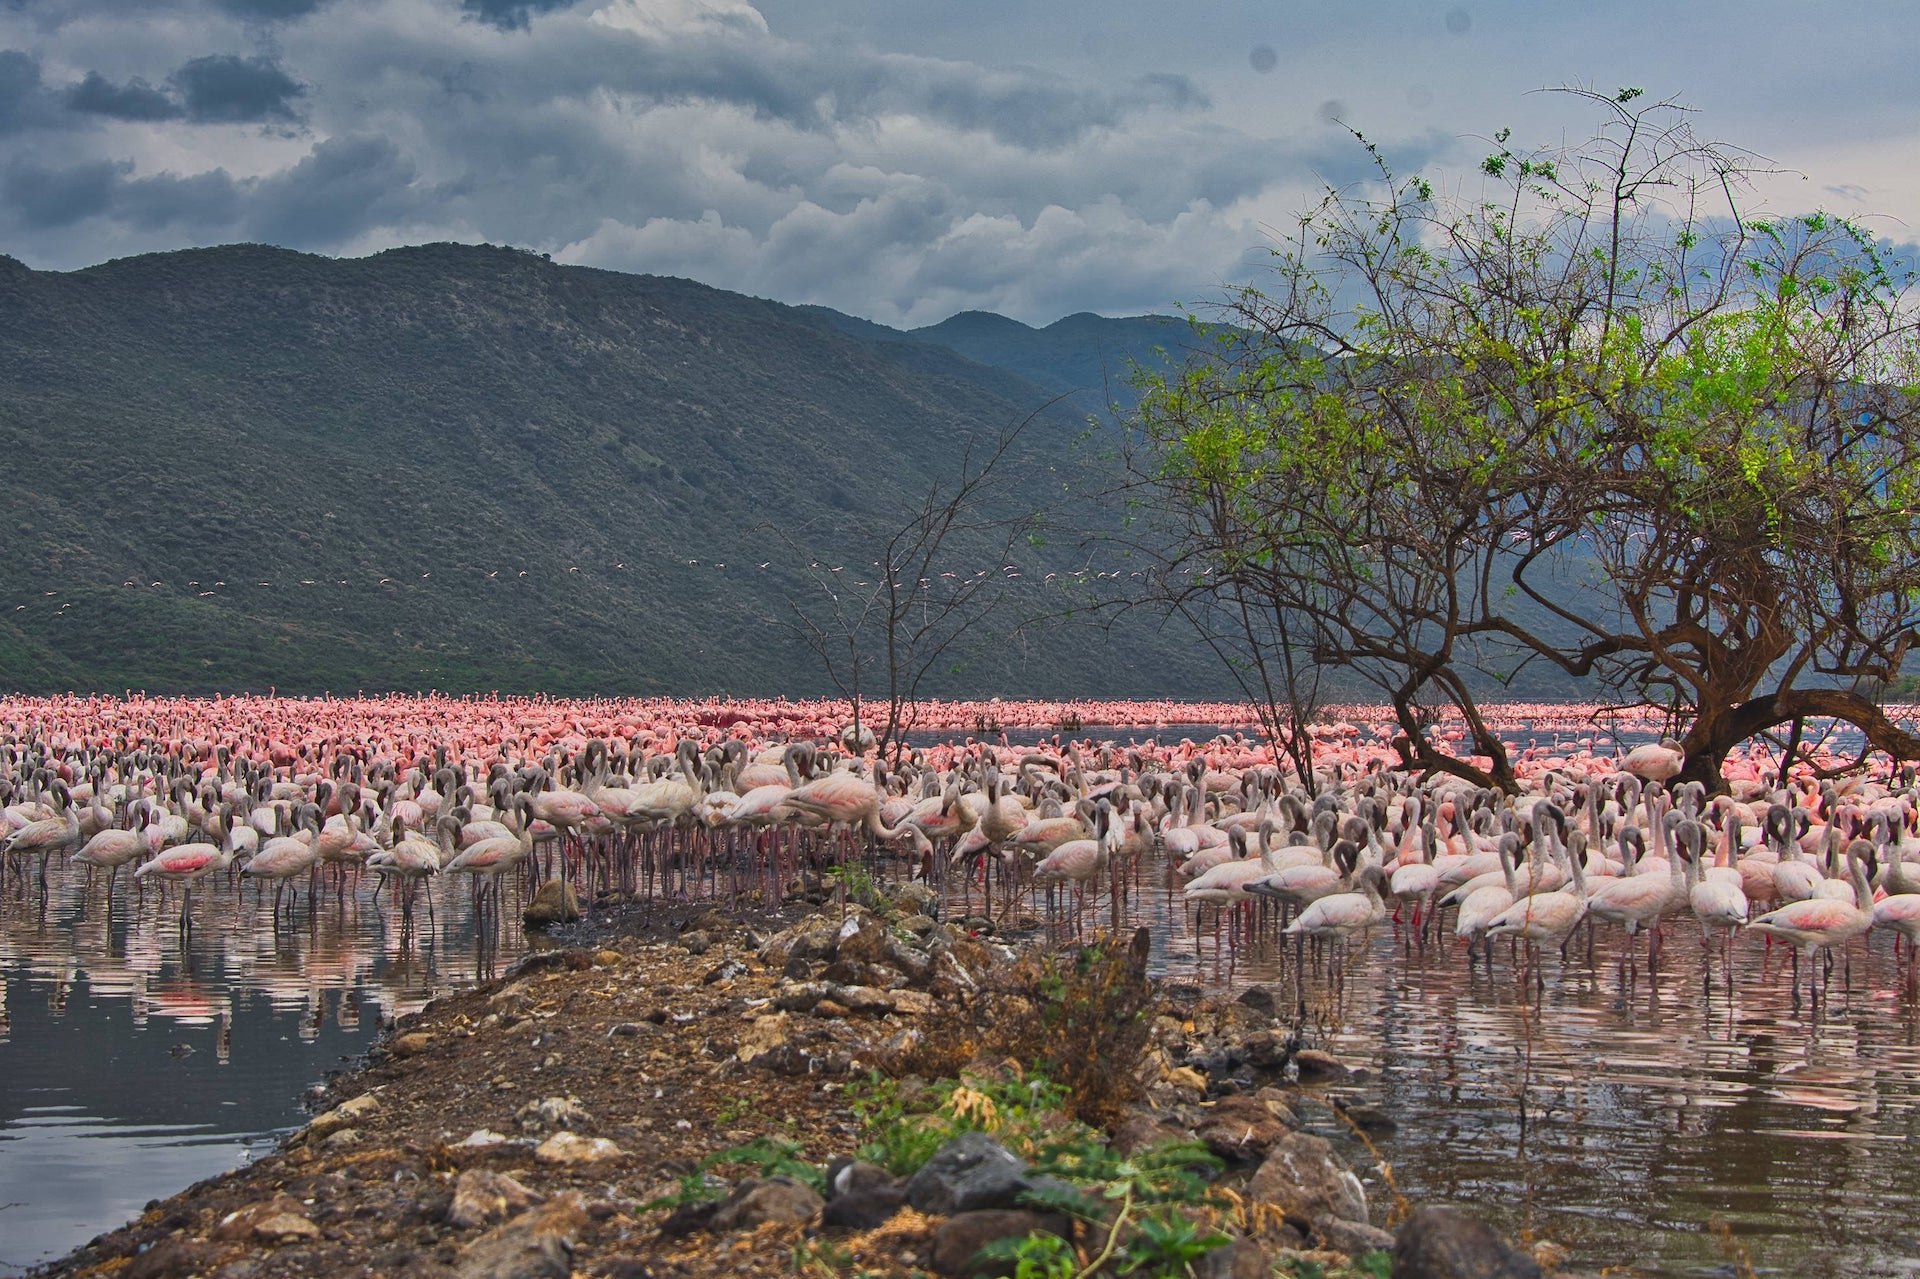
0 0 1914 325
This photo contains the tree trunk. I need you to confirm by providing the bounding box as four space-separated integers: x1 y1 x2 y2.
1675 689 1920 793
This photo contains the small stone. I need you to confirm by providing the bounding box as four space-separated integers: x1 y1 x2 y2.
321 1127 363 1149
1317 1216 1397 1255
305 1092 380 1140
522 880 582 930
703 959 748 984
448 1169 545 1229
1109 1113 1190 1156
929 1209 1074 1278
1195 1095 1291 1163
517 1096 592 1133
1246 1131 1368 1235
595 949 622 967
1163 1066 1209 1096
906 1131 1029 1215
454 1192 587 1279
736 1013 793 1063
679 930 712 955
534 1132 623 1164
608 1021 658 1038
822 1159 907 1231
1393 1206 1543 1279
813 999 852 1018
888 989 936 1015
252 1211 322 1243
458 1129 512 1148
1293 1049 1351 1080
709 1176 825 1230
213 1195 310 1242
392 1031 434 1057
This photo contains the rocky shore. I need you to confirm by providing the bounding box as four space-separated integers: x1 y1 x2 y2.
26 890 1553 1279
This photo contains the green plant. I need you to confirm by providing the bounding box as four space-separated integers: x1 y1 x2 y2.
700 1136 826 1194
846 1069 1080 1176
639 1169 725 1212
979 1231 1078 1279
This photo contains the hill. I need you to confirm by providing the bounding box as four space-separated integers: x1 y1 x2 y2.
0 243 1238 698
800 305 1201 415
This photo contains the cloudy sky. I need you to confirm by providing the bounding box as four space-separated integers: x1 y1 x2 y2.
2 0 1916 326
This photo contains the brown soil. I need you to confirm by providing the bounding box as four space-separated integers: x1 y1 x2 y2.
24 898 1457 1279
29 903 944 1279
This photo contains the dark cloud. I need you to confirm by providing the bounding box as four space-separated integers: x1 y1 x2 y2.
66 71 182 121
460 0 578 32
246 134 419 243
0 48 62 134
2 157 124 227
212 0 331 16
172 53 304 123
119 168 243 231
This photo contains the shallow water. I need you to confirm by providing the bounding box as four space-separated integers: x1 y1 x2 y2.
7 841 1920 1276
0 870 528 1272
1125 872 1920 1278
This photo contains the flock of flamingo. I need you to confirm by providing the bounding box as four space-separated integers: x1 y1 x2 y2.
3 694 1919 1008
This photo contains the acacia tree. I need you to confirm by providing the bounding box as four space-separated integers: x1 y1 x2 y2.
1130 87 1920 791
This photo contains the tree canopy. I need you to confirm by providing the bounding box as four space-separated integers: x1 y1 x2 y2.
1129 87 1920 791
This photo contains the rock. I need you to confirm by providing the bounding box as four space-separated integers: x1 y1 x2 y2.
1334 1100 1397 1136
709 1176 825 1230
516 1096 592 1132
907 1131 1030 1215
454 1193 587 1279
774 981 834 1012
594 948 623 967
522 880 582 929
448 1169 544 1229
252 1211 322 1242
213 1195 316 1242
608 1021 660 1038
1293 1049 1352 1080
321 1127 363 1149
1392 1206 1543 1279
122 1238 225 1279
831 984 901 1014
836 914 895 966
888 989 936 1015
1236 986 1277 1016
737 1012 794 1063
458 1129 513 1148
1240 1030 1295 1071
822 1159 907 1230
703 959 748 984
1317 1215 1396 1255
813 999 852 1018
392 1031 434 1057
533 1132 623 1164
897 913 938 937
890 882 938 916
679 930 712 955
1109 1113 1191 1156
929 1209 1074 1278
305 1091 380 1140
1245 1131 1367 1233
1195 1095 1291 1163
1194 1238 1273 1279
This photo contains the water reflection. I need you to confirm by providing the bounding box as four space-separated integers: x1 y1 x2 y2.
0 859 529 1271
7 839 1920 1276
1130 872 1920 1277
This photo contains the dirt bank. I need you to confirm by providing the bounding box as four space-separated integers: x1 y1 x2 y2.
24 894 1547 1279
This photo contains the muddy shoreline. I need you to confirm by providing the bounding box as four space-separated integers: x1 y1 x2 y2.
22 892 1549 1279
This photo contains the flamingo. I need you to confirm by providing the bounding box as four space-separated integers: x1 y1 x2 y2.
1747 839 1877 1005
132 839 236 931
